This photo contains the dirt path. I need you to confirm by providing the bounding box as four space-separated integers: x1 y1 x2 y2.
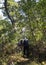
8 53 46 65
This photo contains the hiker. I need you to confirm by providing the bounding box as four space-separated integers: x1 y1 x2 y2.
23 37 29 58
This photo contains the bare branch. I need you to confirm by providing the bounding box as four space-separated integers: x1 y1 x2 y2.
4 0 15 25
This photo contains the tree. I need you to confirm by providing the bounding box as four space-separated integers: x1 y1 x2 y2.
3 0 46 45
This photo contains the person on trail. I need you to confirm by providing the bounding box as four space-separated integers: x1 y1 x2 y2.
23 37 29 58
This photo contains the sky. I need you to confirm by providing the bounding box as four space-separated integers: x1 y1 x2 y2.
0 0 4 20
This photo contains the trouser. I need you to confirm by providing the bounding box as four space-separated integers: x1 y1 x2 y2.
23 46 29 57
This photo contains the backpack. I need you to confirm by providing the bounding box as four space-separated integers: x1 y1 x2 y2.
18 40 23 46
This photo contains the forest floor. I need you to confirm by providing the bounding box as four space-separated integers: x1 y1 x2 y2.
7 52 46 65
1 45 46 65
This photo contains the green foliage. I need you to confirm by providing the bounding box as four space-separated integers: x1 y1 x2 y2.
1 0 46 45
0 0 46 48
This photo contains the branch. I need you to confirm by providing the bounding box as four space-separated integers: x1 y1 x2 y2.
4 0 15 25
0 7 5 9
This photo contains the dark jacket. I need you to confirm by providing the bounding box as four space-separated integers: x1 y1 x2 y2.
23 39 29 47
